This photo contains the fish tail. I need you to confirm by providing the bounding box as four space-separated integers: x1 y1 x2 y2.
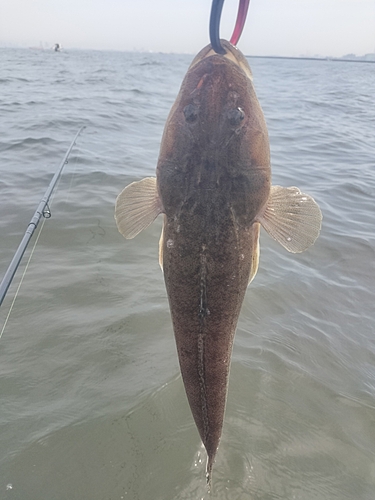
205 455 214 491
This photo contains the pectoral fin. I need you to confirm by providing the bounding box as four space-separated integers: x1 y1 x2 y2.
258 186 322 253
115 177 163 239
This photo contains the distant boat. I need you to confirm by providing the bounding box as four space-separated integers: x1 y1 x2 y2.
53 43 61 52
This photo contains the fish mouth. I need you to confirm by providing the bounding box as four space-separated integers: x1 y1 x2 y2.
188 39 253 81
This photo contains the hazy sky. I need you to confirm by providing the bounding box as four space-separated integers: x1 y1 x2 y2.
1 0 374 57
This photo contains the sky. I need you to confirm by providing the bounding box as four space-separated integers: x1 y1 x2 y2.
0 0 374 57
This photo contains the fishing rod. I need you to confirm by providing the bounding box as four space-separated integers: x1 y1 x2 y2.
0 126 84 307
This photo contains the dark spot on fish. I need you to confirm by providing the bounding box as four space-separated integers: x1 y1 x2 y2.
227 107 245 127
183 104 199 123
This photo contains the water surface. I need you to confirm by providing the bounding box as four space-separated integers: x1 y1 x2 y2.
1 47 375 499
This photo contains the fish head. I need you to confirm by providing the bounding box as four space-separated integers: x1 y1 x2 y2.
159 40 267 157
188 38 254 80
157 40 271 224
183 42 252 140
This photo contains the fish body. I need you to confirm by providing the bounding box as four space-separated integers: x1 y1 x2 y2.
115 40 322 481
157 42 269 476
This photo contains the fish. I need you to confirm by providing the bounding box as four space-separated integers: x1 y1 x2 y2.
115 40 322 483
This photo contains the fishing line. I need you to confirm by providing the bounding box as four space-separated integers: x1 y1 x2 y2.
0 216 47 341
0 148 85 340
0 127 84 338
209 0 251 53
0 151 81 340
209 0 226 54
230 0 250 46
64 145 82 205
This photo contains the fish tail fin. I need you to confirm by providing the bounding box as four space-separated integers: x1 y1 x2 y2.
206 454 214 492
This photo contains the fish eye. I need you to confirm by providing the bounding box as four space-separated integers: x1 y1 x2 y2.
227 107 245 126
183 104 199 123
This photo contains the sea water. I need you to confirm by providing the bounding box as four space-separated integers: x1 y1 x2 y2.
0 47 375 499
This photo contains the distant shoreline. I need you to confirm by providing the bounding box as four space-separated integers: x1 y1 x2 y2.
1 46 374 63
247 55 375 64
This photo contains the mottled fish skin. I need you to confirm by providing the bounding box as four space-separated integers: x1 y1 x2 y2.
157 41 270 477
115 40 322 484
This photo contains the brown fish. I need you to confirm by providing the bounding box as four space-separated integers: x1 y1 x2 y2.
115 40 322 482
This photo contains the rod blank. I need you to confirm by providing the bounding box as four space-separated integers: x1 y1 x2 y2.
0 127 84 307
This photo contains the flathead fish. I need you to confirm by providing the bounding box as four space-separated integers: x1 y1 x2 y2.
115 40 322 482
